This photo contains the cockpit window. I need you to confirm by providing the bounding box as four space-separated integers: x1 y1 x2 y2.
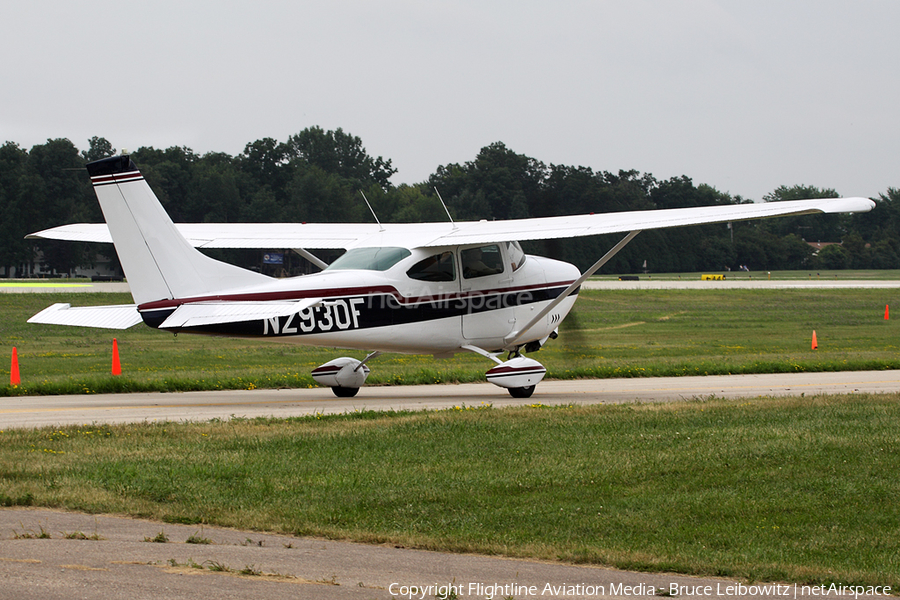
324 247 411 272
461 244 505 279
507 241 526 271
407 251 456 282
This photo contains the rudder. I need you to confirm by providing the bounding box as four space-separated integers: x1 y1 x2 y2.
87 155 270 305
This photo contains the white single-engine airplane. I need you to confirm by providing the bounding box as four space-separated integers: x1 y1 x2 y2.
28 155 875 398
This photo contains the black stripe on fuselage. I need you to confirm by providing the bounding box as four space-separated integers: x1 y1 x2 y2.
140 286 575 338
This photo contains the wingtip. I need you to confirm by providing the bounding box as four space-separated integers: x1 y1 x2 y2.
826 197 877 213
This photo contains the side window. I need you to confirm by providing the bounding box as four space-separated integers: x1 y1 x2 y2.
407 251 456 282
507 241 526 271
461 245 505 279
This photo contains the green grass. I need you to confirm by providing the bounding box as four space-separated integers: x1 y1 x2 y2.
1 396 898 588
2 287 899 395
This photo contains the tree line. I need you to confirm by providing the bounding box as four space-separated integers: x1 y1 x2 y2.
1 129 898 277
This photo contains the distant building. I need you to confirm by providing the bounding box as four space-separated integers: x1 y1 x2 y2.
806 241 841 255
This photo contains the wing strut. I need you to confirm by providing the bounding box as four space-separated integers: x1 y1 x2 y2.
355 350 382 372
505 230 642 347
291 247 329 270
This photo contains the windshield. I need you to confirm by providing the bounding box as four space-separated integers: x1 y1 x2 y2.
507 241 526 271
325 247 412 272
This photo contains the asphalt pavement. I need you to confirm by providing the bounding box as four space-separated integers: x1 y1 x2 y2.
4 508 891 600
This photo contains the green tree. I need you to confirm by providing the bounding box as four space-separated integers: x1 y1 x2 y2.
24 139 97 274
777 233 815 270
285 127 396 190
186 153 242 222
430 142 545 221
238 137 290 199
382 184 447 223
867 240 900 269
761 185 843 242
284 162 366 223
82 136 116 162
814 244 849 269
850 189 899 250
0 142 29 276
1 132 895 278
131 146 198 221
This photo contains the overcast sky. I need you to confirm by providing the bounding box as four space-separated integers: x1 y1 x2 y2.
2 0 897 201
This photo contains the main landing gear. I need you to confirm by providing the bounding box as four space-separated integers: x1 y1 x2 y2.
311 353 379 398
463 344 547 398
508 385 536 399
484 355 546 398
332 386 360 398
312 346 548 399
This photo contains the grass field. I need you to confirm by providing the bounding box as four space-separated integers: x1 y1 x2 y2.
2 287 898 395
1 396 898 588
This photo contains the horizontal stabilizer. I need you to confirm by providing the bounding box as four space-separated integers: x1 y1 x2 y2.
159 298 322 329
28 303 143 329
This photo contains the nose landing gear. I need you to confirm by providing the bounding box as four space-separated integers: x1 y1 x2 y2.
485 356 546 398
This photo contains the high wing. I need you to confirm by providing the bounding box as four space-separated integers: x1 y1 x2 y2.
26 196 875 251
420 197 875 247
25 223 382 249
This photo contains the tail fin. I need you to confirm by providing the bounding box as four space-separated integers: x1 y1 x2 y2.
87 155 270 305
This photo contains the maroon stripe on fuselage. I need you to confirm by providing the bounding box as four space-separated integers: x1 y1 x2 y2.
137 280 578 312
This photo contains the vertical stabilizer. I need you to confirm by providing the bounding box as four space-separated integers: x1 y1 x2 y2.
87 155 271 305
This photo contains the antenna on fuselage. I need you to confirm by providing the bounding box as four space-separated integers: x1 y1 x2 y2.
434 187 458 231
360 191 385 232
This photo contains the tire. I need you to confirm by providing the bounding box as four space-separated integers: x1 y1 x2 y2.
508 385 535 399
332 386 360 398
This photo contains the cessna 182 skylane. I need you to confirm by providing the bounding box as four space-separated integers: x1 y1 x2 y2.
28 155 875 398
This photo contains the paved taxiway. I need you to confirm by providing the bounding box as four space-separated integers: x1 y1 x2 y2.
582 278 900 289
3 371 899 429
0 281 132 294
6 507 890 600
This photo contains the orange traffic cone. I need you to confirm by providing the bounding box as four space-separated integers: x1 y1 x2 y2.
885 305 890 320
10 347 20 386
811 330 818 350
111 338 121 376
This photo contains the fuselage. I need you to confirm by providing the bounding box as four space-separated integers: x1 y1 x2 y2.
137 242 581 356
